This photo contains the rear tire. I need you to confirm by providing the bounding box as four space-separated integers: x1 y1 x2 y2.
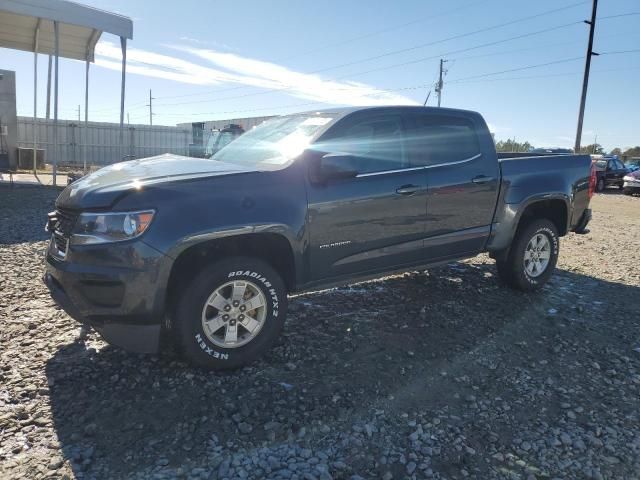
496 219 559 292
596 178 605 192
174 257 288 370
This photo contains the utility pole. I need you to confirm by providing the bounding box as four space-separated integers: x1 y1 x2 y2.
146 89 155 126
77 104 81 122
46 55 52 119
574 0 599 153
436 59 448 107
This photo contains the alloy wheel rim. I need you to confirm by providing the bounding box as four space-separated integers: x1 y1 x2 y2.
201 280 267 348
524 233 551 278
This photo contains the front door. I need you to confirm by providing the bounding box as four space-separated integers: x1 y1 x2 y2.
404 111 500 260
306 111 428 281
605 159 627 186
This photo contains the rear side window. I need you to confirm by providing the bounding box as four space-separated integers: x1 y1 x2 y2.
407 114 480 166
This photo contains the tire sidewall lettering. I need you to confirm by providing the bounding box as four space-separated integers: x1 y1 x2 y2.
195 333 230 360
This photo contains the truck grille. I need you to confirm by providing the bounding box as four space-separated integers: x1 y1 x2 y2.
50 208 79 257
55 208 78 236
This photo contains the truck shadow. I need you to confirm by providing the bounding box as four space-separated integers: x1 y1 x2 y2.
45 262 640 478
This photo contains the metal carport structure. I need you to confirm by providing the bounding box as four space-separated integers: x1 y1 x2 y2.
0 0 133 185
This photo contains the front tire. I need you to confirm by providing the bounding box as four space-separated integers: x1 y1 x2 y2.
496 219 559 292
596 178 605 192
174 257 288 370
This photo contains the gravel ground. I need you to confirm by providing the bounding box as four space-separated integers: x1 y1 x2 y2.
1 185 639 480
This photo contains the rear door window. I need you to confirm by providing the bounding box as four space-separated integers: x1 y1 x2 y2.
406 114 481 167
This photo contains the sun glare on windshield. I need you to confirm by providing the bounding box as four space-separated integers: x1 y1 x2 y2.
211 115 334 169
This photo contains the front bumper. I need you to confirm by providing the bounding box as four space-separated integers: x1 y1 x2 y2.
43 237 171 354
623 179 640 192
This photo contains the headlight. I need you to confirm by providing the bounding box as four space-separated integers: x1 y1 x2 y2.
623 176 638 182
71 210 155 245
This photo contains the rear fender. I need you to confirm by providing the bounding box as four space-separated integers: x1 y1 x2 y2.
487 194 570 254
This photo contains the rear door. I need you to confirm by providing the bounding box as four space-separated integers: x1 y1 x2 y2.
405 111 500 260
306 110 428 281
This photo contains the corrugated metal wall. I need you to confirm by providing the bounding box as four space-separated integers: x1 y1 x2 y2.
17 117 191 167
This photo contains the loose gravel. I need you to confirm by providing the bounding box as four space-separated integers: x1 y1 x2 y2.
1 186 639 480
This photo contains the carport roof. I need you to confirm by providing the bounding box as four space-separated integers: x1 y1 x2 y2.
0 0 132 61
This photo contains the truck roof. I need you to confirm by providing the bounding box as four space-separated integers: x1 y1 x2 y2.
296 105 482 119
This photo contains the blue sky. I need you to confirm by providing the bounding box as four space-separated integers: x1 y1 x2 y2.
2 0 639 150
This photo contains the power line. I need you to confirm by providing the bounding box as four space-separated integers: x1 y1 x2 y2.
599 12 639 20
90 7 638 114
147 0 491 102
448 29 640 62
328 21 583 81
304 0 589 75
448 56 585 83
146 47 640 118
151 57 602 117
31 61 639 123
450 66 640 84
275 0 493 61
143 1 589 107
152 21 584 109
598 48 640 55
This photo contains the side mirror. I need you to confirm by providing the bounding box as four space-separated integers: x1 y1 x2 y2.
311 153 358 184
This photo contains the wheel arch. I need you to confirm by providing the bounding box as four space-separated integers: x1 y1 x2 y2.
517 197 569 236
488 195 569 261
165 232 297 316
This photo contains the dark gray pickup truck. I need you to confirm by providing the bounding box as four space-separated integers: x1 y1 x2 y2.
44 106 594 369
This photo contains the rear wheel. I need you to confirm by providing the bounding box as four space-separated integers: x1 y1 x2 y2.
174 257 287 369
596 178 605 192
496 219 559 292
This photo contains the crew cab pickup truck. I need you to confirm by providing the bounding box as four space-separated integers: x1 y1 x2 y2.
44 106 594 369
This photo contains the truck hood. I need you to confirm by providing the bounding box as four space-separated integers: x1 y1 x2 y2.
56 153 255 210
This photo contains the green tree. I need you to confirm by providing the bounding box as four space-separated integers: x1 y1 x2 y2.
623 146 640 157
495 139 533 153
610 147 622 156
578 143 604 154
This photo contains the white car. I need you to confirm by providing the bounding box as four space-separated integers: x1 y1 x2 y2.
623 170 640 195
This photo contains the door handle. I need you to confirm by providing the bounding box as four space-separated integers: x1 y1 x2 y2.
395 184 420 195
471 175 494 184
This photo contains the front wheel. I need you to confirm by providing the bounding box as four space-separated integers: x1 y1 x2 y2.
496 219 559 292
174 257 288 370
596 178 605 192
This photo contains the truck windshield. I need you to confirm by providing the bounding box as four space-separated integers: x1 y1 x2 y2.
212 114 335 169
205 131 221 157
